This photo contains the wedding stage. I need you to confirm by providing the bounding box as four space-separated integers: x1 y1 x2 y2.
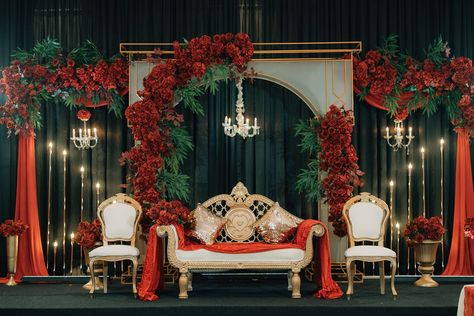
0 276 466 316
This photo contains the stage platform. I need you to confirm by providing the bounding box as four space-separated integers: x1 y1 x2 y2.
0 275 466 316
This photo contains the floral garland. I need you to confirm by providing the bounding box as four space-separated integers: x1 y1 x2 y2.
0 219 29 237
122 33 254 227
354 35 474 132
318 105 364 236
0 39 128 135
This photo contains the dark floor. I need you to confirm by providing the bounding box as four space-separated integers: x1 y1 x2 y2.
0 275 466 316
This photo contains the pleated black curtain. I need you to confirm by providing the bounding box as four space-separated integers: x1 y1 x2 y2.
1 0 473 276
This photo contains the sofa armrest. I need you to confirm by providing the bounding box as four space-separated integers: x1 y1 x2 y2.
295 220 325 250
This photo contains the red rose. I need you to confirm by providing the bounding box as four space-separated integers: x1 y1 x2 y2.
67 59 75 67
76 109 91 122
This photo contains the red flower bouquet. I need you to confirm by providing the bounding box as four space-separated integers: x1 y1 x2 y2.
76 109 91 121
74 218 102 248
465 217 474 239
403 216 445 245
0 219 29 237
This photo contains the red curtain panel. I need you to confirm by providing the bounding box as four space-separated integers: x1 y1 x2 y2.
443 128 474 275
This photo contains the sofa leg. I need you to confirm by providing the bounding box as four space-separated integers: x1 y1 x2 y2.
187 272 193 291
291 269 301 299
179 271 189 299
287 270 293 291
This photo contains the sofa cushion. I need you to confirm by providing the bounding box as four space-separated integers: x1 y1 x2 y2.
176 247 305 262
186 204 227 245
254 202 300 243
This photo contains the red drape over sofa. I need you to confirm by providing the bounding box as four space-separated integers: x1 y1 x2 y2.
137 219 343 301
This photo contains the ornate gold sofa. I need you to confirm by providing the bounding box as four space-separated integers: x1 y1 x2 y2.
156 182 325 299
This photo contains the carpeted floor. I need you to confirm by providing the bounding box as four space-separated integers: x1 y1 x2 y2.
0 276 466 316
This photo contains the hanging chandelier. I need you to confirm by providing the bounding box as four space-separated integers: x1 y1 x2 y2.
384 119 414 151
222 80 260 139
71 110 98 150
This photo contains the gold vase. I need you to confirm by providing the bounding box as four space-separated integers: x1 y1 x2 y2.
6 235 19 286
82 248 103 290
413 240 440 287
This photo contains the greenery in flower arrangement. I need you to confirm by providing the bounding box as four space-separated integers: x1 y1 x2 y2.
403 215 445 245
0 38 128 136
0 219 29 237
74 219 102 249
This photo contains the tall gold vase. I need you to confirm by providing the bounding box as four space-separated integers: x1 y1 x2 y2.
413 240 440 287
6 235 19 286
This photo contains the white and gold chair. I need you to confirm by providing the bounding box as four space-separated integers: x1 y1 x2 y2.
343 192 397 300
89 193 142 297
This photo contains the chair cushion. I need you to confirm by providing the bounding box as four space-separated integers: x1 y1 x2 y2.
89 245 139 257
344 245 396 258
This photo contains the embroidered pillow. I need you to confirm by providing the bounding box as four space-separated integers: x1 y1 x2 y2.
186 204 227 245
254 202 301 244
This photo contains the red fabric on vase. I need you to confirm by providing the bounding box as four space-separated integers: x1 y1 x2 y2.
137 219 342 301
443 128 474 275
10 135 48 279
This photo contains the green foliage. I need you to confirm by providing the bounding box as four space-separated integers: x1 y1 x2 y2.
164 126 194 173
156 170 191 202
294 119 323 202
12 37 61 63
174 84 205 116
379 34 399 57
68 40 104 65
383 93 400 117
425 36 448 66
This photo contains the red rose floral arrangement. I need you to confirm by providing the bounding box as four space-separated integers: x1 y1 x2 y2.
0 219 29 237
403 216 445 245
74 218 102 249
122 33 254 229
76 109 92 122
318 105 364 237
354 35 474 133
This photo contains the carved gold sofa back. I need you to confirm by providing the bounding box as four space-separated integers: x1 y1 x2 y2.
200 182 301 243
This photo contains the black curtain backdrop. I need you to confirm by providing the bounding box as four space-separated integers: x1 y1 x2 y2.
0 0 473 276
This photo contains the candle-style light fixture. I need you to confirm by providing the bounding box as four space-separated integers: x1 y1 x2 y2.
384 120 414 152
407 162 413 274
222 80 260 139
96 182 101 211
53 241 58 275
440 138 445 269
421 147 426 217
70 233 75 275
389 180 394 250
62 150 67 275
71 124 98 150
396 222 400 274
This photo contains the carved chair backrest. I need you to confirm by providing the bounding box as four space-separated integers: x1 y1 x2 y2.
201 182 302 243
97 193 142 246
342 192 390 247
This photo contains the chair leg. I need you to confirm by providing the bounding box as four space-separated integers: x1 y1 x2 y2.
390 259 398 299
346 260 354 300
89 259 96 298
103 262 108 294
178 269 189 299
291 268 301 299
132 258 138 298
287 270 293 291
379 261 385 295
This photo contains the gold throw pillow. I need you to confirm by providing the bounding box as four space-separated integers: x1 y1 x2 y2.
186 204 227 245
254 202 300 244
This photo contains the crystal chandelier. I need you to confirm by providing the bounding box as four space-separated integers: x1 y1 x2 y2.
384 119 414 151
222 80 260 139
71 121 98 150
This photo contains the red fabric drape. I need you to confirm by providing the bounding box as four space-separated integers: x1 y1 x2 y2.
443 128 474 275
12 134 48 278
137 220 343 300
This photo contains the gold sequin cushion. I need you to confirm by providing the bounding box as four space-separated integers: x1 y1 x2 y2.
254 202 301 244
186 204 227 245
